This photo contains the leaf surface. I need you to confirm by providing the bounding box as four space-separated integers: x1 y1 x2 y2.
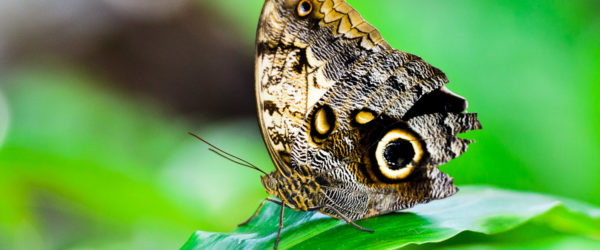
181 186 600 249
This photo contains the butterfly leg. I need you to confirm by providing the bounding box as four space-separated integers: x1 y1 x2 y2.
307 206 324 211
274 201 285 249
326 205 374 233
238 197 282 227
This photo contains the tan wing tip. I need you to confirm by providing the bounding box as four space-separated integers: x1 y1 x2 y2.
319 0 392 50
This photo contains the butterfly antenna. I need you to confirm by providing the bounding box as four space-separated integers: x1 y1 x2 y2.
188 132 268 175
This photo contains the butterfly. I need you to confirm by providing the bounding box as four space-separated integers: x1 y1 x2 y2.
200 0 481 248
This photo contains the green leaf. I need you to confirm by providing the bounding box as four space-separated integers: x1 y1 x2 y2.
181 186 600 249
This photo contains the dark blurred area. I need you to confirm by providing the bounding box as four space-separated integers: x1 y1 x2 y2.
1 0 254 118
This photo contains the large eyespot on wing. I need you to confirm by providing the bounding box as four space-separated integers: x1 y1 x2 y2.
374 128 424 180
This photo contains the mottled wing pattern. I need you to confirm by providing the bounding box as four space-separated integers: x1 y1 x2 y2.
256 0 481 221
255 0 391 171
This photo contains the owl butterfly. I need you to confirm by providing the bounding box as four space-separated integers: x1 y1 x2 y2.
249 0 480 248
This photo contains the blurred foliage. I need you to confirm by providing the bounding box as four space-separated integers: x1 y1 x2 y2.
1 0 599 249
0 67 273 248
182 186 600 249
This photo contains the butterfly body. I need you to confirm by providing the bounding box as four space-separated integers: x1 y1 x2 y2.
261 166 323 212
251 0 481 246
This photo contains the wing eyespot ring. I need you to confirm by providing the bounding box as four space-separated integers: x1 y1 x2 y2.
353 110 376 126
309 105 336 143
297 0 313 17
374 128 423 180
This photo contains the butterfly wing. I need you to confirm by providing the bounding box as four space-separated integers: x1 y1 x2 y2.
256 0 481 220
255 0 391 172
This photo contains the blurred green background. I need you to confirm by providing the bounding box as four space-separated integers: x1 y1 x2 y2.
0 0 599 249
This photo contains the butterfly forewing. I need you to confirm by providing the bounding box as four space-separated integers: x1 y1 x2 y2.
255 0 390 168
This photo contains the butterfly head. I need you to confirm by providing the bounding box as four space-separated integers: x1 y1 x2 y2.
260 172 279 196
